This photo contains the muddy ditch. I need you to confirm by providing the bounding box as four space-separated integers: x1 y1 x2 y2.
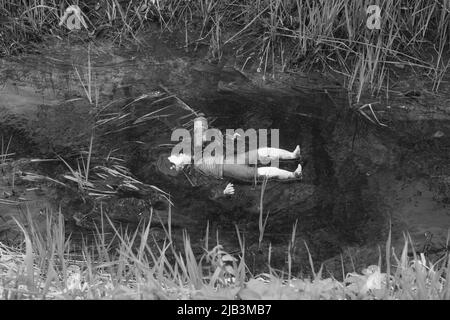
0 37 449 276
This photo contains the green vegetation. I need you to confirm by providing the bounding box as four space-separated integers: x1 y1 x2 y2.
1 0 449 99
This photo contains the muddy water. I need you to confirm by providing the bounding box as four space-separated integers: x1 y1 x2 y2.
0 39 449 275
0 86 448 276
111 84 450 275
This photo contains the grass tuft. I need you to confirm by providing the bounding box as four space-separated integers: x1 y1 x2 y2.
1 1 448 98
1 208 449 300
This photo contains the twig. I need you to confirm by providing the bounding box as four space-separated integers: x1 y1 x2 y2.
358 103 388 127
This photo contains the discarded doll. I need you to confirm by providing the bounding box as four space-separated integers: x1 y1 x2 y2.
167 115 302 195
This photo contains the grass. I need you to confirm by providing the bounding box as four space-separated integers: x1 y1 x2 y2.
0 135 14 164
1 208 449 300
1 129 449 300
0 0 449 301
1 0 449 101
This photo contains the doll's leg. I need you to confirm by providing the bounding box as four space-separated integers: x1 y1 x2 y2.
244 145 300 164
223 161 302 181
257 164 302 180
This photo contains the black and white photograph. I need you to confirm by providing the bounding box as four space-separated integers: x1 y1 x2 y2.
0 0 449 304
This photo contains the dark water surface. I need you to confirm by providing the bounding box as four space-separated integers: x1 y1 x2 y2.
1 79 449 276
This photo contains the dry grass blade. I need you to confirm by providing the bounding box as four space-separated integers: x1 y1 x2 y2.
12 218 34 288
